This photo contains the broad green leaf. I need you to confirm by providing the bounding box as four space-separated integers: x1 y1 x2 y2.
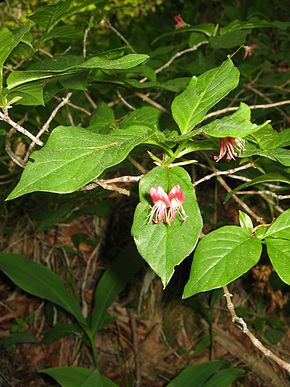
7 54 149 89
29 0 72 32
39 25 82 44
41 367 117 387
204 368 244 387
239 211 253 232
210 30 250 49
202 103 269 138
0 23 31 90
167 360 228 387
87 102 115 133
81 54 149 70
250 124 279 150
131 166 203 287
0 253 86 325
171 59 239 134
266 239 290 285
264 209 290 239
183 227 262 297
120 106 161 130
225 173 290 202
90 245 144 334
7 125 153 200
264 148 290 166
6 82 45 106
42 323 82 344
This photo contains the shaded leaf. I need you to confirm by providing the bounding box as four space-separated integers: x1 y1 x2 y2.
266 239 290 285
0 253 86 325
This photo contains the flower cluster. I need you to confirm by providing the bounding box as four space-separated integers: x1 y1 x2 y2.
148 185 187 224
214 137 245 162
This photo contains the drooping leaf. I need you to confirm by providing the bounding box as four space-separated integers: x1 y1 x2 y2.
42 323 82 344
7 125 153 200
202 103 269 138
171 59 239 134
6 82 45 106
210 30 250 49
167 360 229 387
266 239 290 285
183 226 262 297
0 23 31 90
0 253 86 325
40 367 117 387
131 166 203 287
264 209 290 240
7 54 150 89
204 367 244 387
220 19 271 34
90 245 144 334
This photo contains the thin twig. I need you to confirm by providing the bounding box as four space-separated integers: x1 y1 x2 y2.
139 41 209 83
116 90 136 110
84 91 97 109
54 96 91 116
223 286 290 374
237 190 290 201
203 100 290 121
106 20 136 53
193 163 254 187
0 111 43 146
81 175 143 194
134 92 168 113
23 92 72 163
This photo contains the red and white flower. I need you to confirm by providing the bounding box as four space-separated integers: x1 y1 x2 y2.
214 137 245 162
243 44 257 60
148 185 187 224
168 185 188 223
148 186 170 223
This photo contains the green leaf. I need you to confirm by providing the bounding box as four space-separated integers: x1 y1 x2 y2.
225 173 290 202
120 106 161 130
239 211 253 232
202 103 269 138
87 102 115 133
1 332 38 349
7 54 149 89
171 59 239 134
183 227 262 297
6 82 45 106
263 148 290 166
266 239 290 285
0 253 86 325
264 209 290 239
220 19 271 34
90 245 144 334
40 367 117 387
7 125 153 200
42 323 82 344
167 360 228 387
210 30 250 49
204 368 244 387
131 166 203 288
81 54 149 70
0 23 31 90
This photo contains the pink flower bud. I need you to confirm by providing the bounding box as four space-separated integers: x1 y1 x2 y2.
243 44 257 60
175 15 186 29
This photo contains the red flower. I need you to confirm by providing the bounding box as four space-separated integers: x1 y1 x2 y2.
174 15 186 29
214 137 245 162
243 44 257 60
148 185 187 224
148 186 170 223
168 185 188 223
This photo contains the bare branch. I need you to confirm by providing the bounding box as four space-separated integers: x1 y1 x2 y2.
203 100 290 121
135 92 168 113
81 175 143 194
117 90 136 110
106 20 136 53
223 285 290 375
0 111 43 146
